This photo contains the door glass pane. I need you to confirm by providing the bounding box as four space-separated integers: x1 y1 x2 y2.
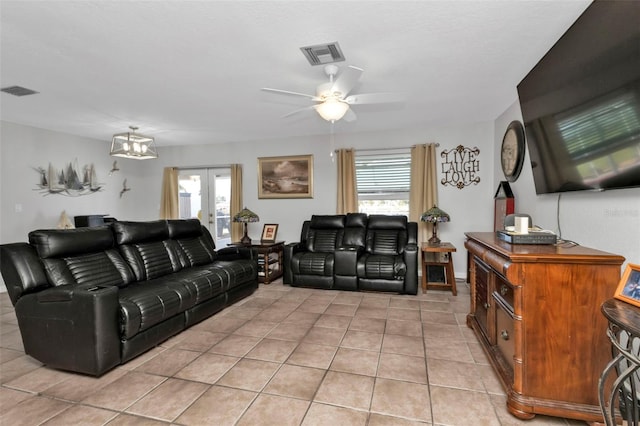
178 173 202 221
214 173 231 246
178 168 231 248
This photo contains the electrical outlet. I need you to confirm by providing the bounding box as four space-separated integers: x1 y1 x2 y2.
15 203 22 213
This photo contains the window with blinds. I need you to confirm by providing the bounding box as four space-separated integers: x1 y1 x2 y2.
355 152 411 216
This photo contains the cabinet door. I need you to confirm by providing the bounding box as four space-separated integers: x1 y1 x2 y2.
473 257 492 343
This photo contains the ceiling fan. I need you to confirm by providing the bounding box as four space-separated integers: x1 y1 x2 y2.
262 65 403 123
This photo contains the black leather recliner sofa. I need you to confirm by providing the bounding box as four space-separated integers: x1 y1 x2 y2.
0 219 258 376
284 214 418 295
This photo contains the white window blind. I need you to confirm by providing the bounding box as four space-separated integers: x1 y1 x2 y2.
355 151 411 216
355 154 411 200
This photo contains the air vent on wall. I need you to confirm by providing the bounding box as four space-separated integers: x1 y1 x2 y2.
1 85 39 97
300 42 345 66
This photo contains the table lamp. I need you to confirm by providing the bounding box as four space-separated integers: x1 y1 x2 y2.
420 205 450 245
233 207 259 245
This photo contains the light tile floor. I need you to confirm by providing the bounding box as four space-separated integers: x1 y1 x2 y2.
0 280 589 425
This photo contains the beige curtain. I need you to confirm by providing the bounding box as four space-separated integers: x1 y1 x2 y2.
230 164 243 242
336 148 358 214
409 143 438 244
159 167 179 219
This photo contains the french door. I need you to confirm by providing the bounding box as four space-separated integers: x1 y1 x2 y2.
177 168 231 247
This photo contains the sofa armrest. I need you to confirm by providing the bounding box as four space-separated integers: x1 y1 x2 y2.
338 245 363 253
283 242 305 284
35 283 116 302
403 243 419 295
217 246 255 261
14 284 121 376
335 246 363 276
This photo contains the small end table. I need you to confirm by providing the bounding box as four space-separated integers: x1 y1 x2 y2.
229 241 284 284
421 242 457 295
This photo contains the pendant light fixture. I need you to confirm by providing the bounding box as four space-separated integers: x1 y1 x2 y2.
110 126 158 160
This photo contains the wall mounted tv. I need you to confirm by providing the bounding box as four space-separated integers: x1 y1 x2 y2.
517 0 640 194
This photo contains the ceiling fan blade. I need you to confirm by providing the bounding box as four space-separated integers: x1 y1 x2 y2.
281 105 316 118
343 108 357 122
345 92 405 105
262 87 320 100
330 65 363 97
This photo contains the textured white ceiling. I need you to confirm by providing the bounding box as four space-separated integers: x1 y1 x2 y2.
0 0 591 146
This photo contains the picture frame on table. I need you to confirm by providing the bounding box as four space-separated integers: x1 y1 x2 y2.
614 263 640 308
261 224 279 243
258 155 313 199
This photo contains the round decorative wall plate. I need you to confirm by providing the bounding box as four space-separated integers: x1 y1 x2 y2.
500 120 526 182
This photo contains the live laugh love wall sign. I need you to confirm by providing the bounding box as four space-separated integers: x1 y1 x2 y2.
440 145 480 189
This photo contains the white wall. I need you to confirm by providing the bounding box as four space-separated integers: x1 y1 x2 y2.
494 102 640 268
0 121 157 291
4 112 637 296
0 120 495 291
128 122 495 280
0 122 148 241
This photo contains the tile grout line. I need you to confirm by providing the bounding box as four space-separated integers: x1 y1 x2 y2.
1 282 575 425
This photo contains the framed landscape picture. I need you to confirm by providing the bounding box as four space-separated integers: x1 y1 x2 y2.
614 263 640 308
258 155 313 199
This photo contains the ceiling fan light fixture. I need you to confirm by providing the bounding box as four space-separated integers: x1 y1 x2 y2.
110 126 158 160
316 98 349 122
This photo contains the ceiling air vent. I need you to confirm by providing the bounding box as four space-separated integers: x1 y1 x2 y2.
300 42 345 66
1 85 39 97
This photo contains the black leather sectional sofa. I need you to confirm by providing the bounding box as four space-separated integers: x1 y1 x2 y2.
0 219 258 376
284 214 418 295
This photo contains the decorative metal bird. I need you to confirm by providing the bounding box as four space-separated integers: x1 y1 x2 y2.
109 160 119 176
119 179 130 198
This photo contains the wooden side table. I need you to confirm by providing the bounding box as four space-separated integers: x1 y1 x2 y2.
421 242 457 295
250 241 284 284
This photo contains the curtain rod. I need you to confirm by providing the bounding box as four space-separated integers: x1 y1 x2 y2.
334 143 439 153
176 165 233 170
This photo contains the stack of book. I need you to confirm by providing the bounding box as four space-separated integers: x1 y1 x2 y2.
258 252 279 277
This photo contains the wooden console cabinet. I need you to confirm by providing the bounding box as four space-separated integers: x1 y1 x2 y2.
465 232 624 422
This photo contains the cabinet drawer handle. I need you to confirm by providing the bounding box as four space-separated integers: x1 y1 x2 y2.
483 302 490 310
500 285 509 296
501 330 510 340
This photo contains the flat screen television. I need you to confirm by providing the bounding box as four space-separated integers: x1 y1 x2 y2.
517 0 640 194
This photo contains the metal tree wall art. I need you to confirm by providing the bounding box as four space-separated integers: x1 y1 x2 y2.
440 145 480 189
34 159 104 196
